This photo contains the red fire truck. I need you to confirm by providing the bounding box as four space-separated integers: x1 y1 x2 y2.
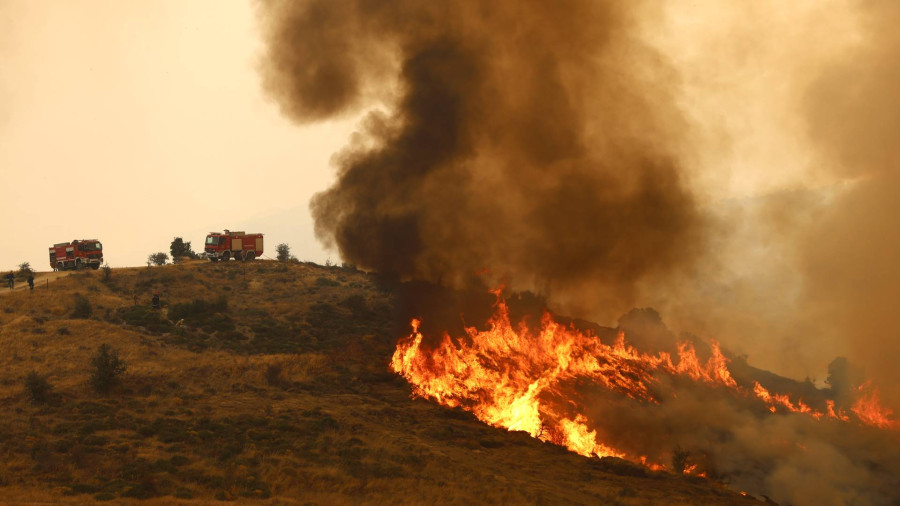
204 230 264 261
49 239 104 270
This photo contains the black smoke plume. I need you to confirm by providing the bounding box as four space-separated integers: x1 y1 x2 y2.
257 0 702 310
257 2 900 504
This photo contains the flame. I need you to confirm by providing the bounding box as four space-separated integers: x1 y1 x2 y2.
390 292 898 470
752 381 824 419
852 381 899 430
639 455 667 472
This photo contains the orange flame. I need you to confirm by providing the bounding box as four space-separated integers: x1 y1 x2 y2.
390 293 898 469
751 381 824 419
852 381 899 430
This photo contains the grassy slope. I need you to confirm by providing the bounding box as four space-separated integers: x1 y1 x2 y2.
0 261 755 505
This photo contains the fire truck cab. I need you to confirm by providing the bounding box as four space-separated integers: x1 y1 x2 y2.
49 240 103 271
204 230 264 261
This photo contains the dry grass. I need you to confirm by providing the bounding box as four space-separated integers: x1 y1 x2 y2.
0 261 754 504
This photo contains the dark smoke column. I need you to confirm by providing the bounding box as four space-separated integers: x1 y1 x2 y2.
257 0 703 305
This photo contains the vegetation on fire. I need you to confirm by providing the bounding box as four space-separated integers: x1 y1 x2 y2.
0 260 756 504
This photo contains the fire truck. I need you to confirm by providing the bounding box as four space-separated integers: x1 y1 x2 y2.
49 239 104 270
204 230 264 261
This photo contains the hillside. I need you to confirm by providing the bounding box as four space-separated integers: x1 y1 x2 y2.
0 260 755 504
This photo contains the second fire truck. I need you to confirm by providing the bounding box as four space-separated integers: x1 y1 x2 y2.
204 230 264 261
49 240 104 270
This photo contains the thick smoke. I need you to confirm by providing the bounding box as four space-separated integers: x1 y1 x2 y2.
583 312 900 505
257 0 702 311
583 382 900 505
610 0 900 408
795 0 900 407
257 1 900 503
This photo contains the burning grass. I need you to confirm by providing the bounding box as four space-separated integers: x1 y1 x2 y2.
391 290 900 503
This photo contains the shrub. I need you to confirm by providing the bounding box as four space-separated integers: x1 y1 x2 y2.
315 277 339 287
101 263 112 282
72 294 92 318
170 237 198 261
148 252 169 266
276 243 296 262
17 262 33 279
90 344 127 393
116 306 174 333
169 297 228 322
25 371 53 404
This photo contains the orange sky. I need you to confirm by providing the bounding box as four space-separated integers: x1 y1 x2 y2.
1 0 862 272
1 0 353 269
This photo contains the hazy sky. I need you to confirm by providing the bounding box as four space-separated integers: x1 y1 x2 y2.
0 0 353 270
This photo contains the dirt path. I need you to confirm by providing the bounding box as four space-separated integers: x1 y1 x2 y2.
0 271 72 296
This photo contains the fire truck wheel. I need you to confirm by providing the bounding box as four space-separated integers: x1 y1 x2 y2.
56 262 63 271
246 252 256 261
209 257 219 262
91 263 100 270
222 251 231 261
75 259 82 270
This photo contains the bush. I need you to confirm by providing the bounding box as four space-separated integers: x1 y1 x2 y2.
276 243 296 262
169 297 228 322
148 252 169 266
90 344 127 393
170 237 199 262
116 306 174 333
101 263 112 282
315 277 340 287
72 294 92 319
17 262 33 279
25 371 53 404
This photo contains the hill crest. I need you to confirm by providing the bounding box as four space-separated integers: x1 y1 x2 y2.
0 260 753 504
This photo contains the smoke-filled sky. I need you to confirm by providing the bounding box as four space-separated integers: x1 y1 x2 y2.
4 1 900 417
257 0 900 412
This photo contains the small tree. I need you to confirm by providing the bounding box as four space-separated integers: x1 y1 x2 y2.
91 344 127 393
18 262 32 275
275 243 287 261
148 252 169 266
101 263 112 282
170 237 198 262
276 243 296 262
